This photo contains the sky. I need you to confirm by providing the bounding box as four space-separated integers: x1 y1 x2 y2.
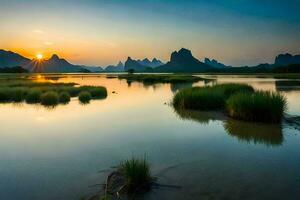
0 0 300 67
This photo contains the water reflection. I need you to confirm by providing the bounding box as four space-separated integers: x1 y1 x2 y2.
174 108 283 146
275 80 300 91
224 119 283 146
173 108 226 124
170 82 193 93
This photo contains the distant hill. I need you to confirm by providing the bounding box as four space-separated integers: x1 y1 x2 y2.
2 49 300 73
273 64 300 73
137 58 164 67
0 50 87 73
155 48 212 72
0 50 30 68
81 65 103 72
275 53 300 66
105 61 124 72
124 57 150 72
204 58 230 68
28 54 85 73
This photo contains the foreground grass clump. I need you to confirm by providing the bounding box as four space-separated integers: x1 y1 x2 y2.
40 91 59 106
226 91 287 123
120 157 152 192
59 92 71 104
78 91 91 103
79 86 107 99
0 78 108 106
118 74 207 83
25 89 42 103
173 83 254 110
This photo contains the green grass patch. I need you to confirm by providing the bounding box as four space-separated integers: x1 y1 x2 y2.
173 83 254 110
79 86 107 99
78 91 92 104
226 91 287 123
173 83 286 123
118 74 207 83
0 78 107 106
120 157 152 192
25 89 42 104
59 92 71 104
40 91 59 106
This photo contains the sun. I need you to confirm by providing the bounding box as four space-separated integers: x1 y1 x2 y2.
36 54 43 60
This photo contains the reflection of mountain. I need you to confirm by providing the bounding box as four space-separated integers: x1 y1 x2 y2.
224 119 283 146
275 80 300 91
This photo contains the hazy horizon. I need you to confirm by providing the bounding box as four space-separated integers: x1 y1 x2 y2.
1 0 300 67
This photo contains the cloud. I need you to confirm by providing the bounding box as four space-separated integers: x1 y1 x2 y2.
33 29 44 34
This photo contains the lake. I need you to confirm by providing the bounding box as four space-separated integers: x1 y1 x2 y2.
0 74 300 200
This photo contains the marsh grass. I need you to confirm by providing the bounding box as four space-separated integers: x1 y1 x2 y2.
25 89 42 104
59 92 71 104
79 86 107 99
120 157 152 192
226 91 287 123
11 87 29 102
118 74 207 83
78 91 92 103
40 91 59 106
173 83 254 110
173 83 286 123
0 79 107 106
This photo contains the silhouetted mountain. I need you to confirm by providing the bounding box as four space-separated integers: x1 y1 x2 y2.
275 53 300 66
273 64 300 73
151 58 164 67
204 58 230 68
0 49 30 68
105 61 124 72
81 65 103 72
124 57 148 72
155 48 212 72
136 58 164 67
28 54 85 73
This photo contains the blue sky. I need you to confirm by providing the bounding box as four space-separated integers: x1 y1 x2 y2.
0 0 299 66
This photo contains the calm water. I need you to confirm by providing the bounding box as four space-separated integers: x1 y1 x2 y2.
0 75 300 200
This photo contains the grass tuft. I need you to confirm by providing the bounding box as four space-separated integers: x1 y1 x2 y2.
173 83 254 110
78 91 92 103
59 92 71 104
120 157 152 192
226 91 287 123
25 89 42 104
40 91 59 106
79 86 107 99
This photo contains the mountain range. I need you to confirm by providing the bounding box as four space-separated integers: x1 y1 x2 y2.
0 48 299 73
124 57 164 72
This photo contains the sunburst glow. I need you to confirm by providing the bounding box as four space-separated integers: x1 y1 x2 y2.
36 54 43 60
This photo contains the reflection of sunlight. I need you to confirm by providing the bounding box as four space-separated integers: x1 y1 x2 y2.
36 116 47 122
